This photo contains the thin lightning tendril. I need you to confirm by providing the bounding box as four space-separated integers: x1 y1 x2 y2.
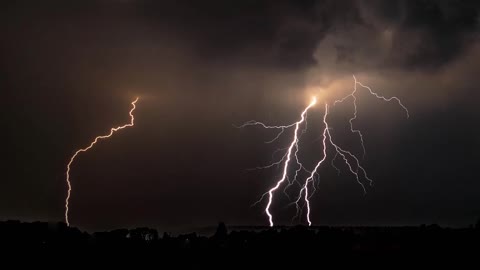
64 97 139 227
334 75 409 159
234 121 296 144
241 75 408 226
331 152 341 175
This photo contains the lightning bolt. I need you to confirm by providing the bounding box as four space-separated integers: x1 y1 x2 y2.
237 98 316 226
297 76 409 226
334 75 409 157
292 102 371 225
240 75 409 227
263 97 316 227
296 103 328 226
64 97 139 227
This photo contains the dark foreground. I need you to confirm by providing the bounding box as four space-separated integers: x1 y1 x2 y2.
2 220 479 265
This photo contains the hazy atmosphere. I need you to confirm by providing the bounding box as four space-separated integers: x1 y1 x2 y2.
2 0 479 232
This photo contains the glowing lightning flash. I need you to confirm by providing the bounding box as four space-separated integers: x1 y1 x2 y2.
296 103 328 226
64 97 139 226
333 75 409 158
238 98 316 227
264 97 316 227
241 75 408 227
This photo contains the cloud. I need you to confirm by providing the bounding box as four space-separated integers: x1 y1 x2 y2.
303 0 480 110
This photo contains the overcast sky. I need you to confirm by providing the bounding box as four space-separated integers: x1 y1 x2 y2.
1 0 479 231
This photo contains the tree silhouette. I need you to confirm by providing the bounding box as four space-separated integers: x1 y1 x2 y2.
214 222 227 239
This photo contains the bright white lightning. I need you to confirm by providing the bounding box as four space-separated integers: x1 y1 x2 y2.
293 102 372 226
263 97 316 227
64 97 139 227
334 75 409 158
238 98 317 226
296 76 409 225
240 75 408 226
296 103 328 226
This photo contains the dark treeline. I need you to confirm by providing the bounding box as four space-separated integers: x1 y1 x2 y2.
1 220 480 255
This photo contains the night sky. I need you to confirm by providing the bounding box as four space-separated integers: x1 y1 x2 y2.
2 0 480 232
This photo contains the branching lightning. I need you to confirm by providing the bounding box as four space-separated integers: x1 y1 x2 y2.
334 75 409 159
64 97 139 226
238 98 316 226
296 103 328 226
240 75 408 227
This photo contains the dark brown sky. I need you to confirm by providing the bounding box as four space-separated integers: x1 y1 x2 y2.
1 0 480 232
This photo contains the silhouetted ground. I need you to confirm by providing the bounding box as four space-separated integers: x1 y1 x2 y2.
1 220 479 265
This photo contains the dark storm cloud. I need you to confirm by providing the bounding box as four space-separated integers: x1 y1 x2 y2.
134 0 335 68
1 0 480 231
308 0 480 71
3 0 478 71
307 0 480 109
131 0 480 70
362 0 480 69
